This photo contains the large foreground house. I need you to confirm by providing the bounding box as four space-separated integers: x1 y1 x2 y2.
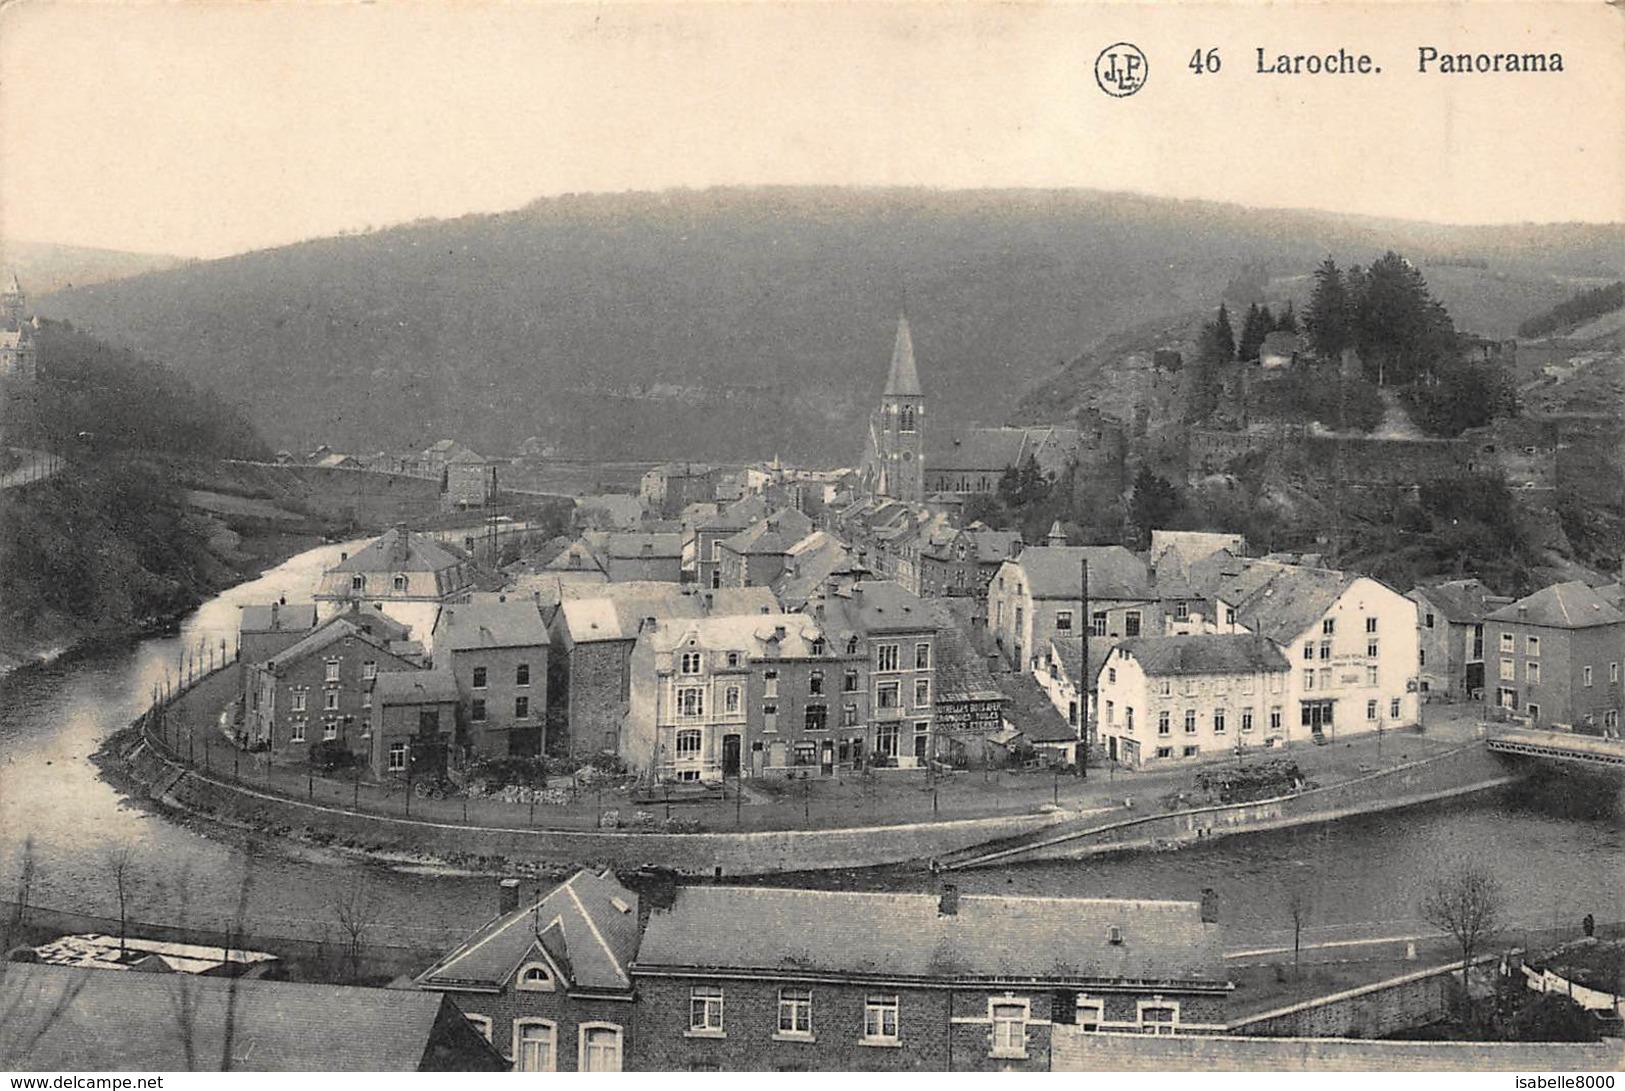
1483 581 1625 733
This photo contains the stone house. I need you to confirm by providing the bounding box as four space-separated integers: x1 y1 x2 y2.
601 532 684 583
244 616 419 763
1483 582 1625 733
237 601 318 690
314 527 480 643
416 870 640 1072
628 884 1229 1071
369 668 461 779
431 598 551 759
1407 579 1509 700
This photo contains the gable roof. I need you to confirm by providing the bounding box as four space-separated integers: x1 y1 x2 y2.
1222 563 1359 644
239 602 318 634
1486 581 1625 629
1150 530 1247 569
433 599 550 651
819 580 934 635
603 532 683 560
0 963 506 1071
996 673 1078 743
883 316 923 397
417 869 640 994
922 601 1003 703
258 616 391 672
1012 545 1154 601
635 887 1224 987
1409 579 1507 625
1114 634 1291 677
327 528 468 576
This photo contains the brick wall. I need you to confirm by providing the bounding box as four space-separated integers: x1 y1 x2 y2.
565 641 633 756
436 985 633 1071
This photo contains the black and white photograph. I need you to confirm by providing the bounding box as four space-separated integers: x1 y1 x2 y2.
0 0 1621 1077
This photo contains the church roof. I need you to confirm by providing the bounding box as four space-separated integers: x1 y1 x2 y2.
884 316 923 398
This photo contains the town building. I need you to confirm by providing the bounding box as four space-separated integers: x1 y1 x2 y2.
921 600 1007 768
369 667 461 779
991 672 1082 767
922 424 1084 497
416 870 640 1072
314 527 481 643
640 462 721 518
243 615 420 762
0 271 38 384
600 532 684 582
692 495 773 589
431 598 551 759
236 600 319 688
812 579 938 768
0 963 507 1072
771 530 860 610
442 447 498 510
1092 634 1292 766
628 884 1229 1071
1034 634 1106 745
574 493 646 531
1483 582 1625 733
1408 579 1510 700
716 513 812 589
861 317 927 504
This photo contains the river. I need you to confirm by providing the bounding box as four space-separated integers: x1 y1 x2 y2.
1 540 1620 956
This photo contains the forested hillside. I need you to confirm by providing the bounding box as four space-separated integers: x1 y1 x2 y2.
36 187 1622 463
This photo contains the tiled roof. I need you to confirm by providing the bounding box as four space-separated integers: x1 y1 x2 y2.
603 532 683 559
1408 579 1506 625
433 599 550 651
996 673 1078 743
328 528 467 575
1486 581 1625 629
883 316 923 397
0 963 505 1071
1113 634 1290 677
1012 545 1155 601
1230 565 1360 645
636 887 1224 986
819 580 934 635
542 539 608 574
375 668 460 704
239 602 318 633
418 869 640 994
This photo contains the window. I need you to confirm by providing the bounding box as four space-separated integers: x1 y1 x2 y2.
1105 700 1115 725
863 996 899 1042
464 1014 492 1042
1613 663 1620 684
471 698 487 722
1323 619 1336 636
1055 610 1074 631
471 666 487 689
291 721 307 743
1527 662 1541 685
1320 641 1332 661
1270 707 1282 732
1425 612 1435 629
809 670 825 696
1107 667 1117 685
842 704 859 727
678 687 704 717
877 681 900 710
725 651 741 668
1319 668 1332 690
1367 699 1378 721
350 574 365 592
846 635 861 656
362 661 377 680
1124 611 1142 637
1213 708 1226 734
1390 698 1401 719
1076 999 1104 1032
763 703 779 729
1182 745 1200 757
844 669 859 692
1091 612 1107 637
516 962 554 992
1584 666 1593 687
1527 635 1540 657
325 659 341 683
1156 746 1173 759
1159 679 1172 698
579 1024 622 1072
515 696 530 719
1302 644 1315 662
1175 601 1190 621
681 651 702 675
724 685 741 714
1158 711 1171 736
514 1020 556 1072
805 705 828 732
1528 703 1541 723
1367 640 1379 659
1241 675 1255 695
1367 665 1379 686
676 729 702 758
877 644 900 671
1500 658 1515 682
1139 1003 1179 1035
291 690 308 712
914 679 930 706
1500 632 1515 653
323 720 338 741
778 988 813 1038
811 638 826 656
1125 707 1135 732
387 742 405 771
1365 616 1378 634
1183 709 1197 734
990 1001 1028 1058
324 690 339 711
764 670 779 697
1241 710 1254 733
516 663 530 686
1473 625 1485 660
899 404 916 432
1304 669 1315 691
1225 606 1236 626
690 985 724 1034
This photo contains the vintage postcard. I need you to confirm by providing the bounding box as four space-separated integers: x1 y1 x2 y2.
1 0 1621 1079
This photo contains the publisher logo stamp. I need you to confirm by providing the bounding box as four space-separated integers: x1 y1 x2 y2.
1096 42 1149 97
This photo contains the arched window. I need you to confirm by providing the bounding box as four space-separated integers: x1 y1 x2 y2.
846 635 860 656
516 961 555 992
579 1023 623 1072
513 1019 557 1071
899 405 916 433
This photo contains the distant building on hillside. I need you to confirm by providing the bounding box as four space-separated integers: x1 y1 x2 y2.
442 447 498 510
0 271 38 384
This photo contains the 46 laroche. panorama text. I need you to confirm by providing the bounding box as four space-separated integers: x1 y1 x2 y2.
1254 46 1565 75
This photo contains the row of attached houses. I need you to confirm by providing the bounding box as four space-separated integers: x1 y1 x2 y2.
414 869 1231 1072
828 494 1021 599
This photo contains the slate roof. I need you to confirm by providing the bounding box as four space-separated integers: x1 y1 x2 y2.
327 528 467 576
374 668 460 705
0 963 506 1072
1408 579 1506 625
642 613 824 659
819 580 934 635
1222 563 1359 645
926 425 1083 477
556 586 778 645
239 602 318 634
772 532 852 609
417 869 640 995
1012 545 1155 601
1113 634 1290 677
433 599 550 651
542 538 608 574
697 494 772 533
603 532 683 559
1150 531 1247 569
1049 635 1110 688
635 887 1225 987
923 602 1003 702
573 493 645 530
996 673 1079 743
884 316 923 397
1486 581 1625 629
259 616 389 672
974 529 1024 565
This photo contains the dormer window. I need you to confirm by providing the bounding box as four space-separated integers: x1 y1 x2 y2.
517 962 556 992
1108 925 1123 945
846 636 860 656
393 574 408 592
351 575 365 592
681 652 702 675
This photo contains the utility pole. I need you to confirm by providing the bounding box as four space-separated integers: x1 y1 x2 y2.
1078 556 1089 780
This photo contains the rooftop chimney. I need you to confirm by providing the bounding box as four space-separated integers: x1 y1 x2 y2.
939 883 960 916
498 877 522 916
1200 887 1219 924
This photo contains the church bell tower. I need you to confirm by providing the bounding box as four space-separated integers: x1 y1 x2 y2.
868 316 925 503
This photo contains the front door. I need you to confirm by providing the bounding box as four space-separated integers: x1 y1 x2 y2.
722 734 741 778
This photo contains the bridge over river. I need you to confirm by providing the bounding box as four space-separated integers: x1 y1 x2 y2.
1486 725 1625 770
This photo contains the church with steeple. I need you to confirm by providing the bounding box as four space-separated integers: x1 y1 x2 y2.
0 272 38 385
861 316 926 503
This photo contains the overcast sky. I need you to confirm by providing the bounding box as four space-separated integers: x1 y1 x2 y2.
2 1 1620 259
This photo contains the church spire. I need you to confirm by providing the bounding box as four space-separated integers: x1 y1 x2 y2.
884 315 923 398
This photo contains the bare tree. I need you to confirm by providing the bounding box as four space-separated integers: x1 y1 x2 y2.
1286 884 1313 980
4 837 40 956
331 876 377 983
1420 862 1503 1017
106 843 138 961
